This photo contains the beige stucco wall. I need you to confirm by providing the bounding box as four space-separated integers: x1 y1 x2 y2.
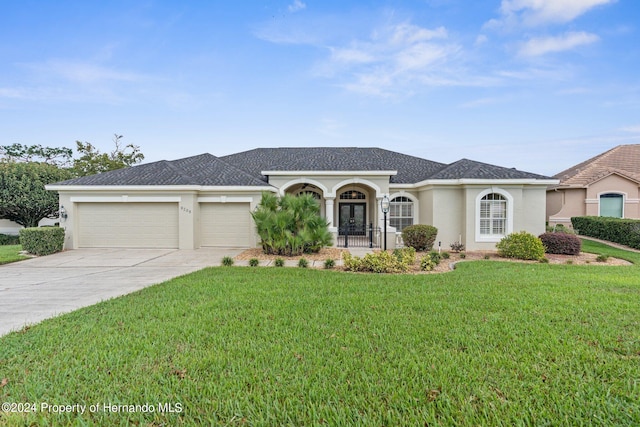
56 189 266 250
548 174 640 227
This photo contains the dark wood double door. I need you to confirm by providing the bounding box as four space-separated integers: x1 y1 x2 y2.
339 203 366 235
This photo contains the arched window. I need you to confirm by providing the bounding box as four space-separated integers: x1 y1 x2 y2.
389 196 414 232
480 193 507 236
340 190 366 200
600 193 623 218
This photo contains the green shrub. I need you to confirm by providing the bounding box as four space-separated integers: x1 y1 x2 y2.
323 258 335 269
297 258 309 268
546 224 575 234
459 252 466 259
496 231 545 261
249 258 260 267
539 232 581 255
596 254 609 263
428 250 442 265
571 216 640 249
441 251 450 260
393 247 416 265
0 234 20 246
401 224 438 251
342 251 412 273
0 233 21 245
274 257 285 267
19 227 64 256
420 254 437 271
221 256 234 266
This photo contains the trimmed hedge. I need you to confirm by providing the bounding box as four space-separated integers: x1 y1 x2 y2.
539 232 582 255
19 227 65 256
0 233 20 245
401 224 438 251
571 216 640 249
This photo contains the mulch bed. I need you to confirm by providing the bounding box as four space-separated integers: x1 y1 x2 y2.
234 248 631 273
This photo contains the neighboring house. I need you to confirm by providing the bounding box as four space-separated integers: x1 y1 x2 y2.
0 218 59 236
46 147 557 251
547 144 640 228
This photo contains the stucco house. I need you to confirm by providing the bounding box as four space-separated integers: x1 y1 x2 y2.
547 144 640 228
46 147 557 251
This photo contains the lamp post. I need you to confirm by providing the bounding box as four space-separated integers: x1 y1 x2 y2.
380 195 390 251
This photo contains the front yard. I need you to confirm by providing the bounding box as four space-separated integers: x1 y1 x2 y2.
1 242 639 425
0 245 28 265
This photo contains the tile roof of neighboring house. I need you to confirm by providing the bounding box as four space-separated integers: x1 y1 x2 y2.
53 153 272 187
51 147 553 187
552 144 640 188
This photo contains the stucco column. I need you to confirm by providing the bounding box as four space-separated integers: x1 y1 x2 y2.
325 197 335 227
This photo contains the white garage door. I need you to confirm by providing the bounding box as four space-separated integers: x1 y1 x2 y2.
77 203 179 248
200 203 252 247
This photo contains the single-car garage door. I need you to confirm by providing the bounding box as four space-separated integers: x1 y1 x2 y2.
77 203 179 248
200 203 252 247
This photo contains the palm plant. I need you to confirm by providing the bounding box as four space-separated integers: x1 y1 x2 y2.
252 192 332 256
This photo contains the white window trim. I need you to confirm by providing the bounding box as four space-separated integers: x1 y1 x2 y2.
598 191 626 218
475 188 514 243
388 192 418 233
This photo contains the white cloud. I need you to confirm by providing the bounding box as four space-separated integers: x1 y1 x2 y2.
620 125 640 133
493 0 616 27
518 31 599 56
288 0 306 13
316 23 464 96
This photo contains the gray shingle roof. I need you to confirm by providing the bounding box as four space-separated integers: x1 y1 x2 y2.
53 153 272 187
429 158 551 180
51 148 552 187
220 147 448 184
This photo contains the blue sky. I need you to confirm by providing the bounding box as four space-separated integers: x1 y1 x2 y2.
1 0 638 176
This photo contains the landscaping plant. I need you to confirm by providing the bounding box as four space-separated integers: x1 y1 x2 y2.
401 224 438 251
496 231 545 260
539 232 581 255
252 192 332 256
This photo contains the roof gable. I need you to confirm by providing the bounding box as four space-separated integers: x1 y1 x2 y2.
554 144 640 187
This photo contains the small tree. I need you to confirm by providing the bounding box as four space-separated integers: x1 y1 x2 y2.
252 192 332 256
0 162 72 227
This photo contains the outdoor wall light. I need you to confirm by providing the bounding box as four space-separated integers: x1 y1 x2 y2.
60 205 68 220
380 195 390 251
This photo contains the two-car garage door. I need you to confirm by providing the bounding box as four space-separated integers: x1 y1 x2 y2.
77 203 179 248
75 201 252 248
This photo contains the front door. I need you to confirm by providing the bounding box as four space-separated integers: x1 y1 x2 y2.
339 203 366 235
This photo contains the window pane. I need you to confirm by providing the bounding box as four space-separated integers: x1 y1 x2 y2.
600 194 623 218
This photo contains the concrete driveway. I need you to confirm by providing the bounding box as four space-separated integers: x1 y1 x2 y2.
0 248 242 337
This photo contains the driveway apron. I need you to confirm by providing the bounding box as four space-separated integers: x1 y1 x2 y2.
0 248 241 337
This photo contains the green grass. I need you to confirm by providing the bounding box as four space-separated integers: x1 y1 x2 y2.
0 245 28 265
1 248 639 425
581 238 640 264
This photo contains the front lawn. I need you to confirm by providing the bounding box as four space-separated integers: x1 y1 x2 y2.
0 245 28 265
1 253 639 425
